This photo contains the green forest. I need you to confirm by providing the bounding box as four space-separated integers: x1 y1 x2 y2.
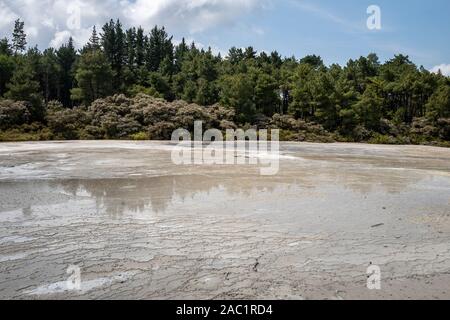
1 19 449 145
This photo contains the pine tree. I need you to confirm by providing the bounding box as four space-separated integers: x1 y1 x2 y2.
101 20 115 59
5 59 43 120
220 73 256 122
113 19 126 89
0 38 12 56
99 19 126 90
174 38 188 72
228 47 244 65
0 54 14 96
86 26 100 51
57 37 77 107
300 55 324 69
40 48 61 103
270 51 282 68
146 26 173 72
12 19 27 54
71 50 113 105
244 46 257 60
135 27 145 67
0 38 14 96
426 84 450 119
126 27 137 69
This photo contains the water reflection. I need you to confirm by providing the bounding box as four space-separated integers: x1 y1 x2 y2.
50 165 427 217
0 160 440 218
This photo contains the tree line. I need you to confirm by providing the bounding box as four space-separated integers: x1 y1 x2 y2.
1 19 449 144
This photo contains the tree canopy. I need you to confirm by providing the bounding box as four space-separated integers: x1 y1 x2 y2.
0 19 449 145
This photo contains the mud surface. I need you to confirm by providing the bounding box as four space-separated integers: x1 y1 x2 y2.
0 141 449 300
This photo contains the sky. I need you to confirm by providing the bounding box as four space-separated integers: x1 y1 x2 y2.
0 0 449 74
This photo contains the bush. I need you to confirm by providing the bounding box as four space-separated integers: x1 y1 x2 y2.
270 114 335 142
410 117 439 138
270 114 300 131
116 116 143 138
369 134 398 145
130 132 150 140
0 125 53 142
46 100 64 112
219 120 237 130
47 107 90 140
1 93 448 145
128 85 163 98
81 125 105 140
148 121 176 140
0 100 30 129
174 103 212 130
132 95 178 126
352 125 372 142
87 94 237 139
437 118 450 140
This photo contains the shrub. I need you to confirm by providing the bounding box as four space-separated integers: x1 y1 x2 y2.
437 118 450 140
82 125 105 140
0 100 30 129
133 95 178 126
174 103 212 130
128 85 162 98
270 114 300 131
410 117 439 138
270 114 335 142
47 107 90 140
148 121 176 140
116 116 142 138
46 100 64 112
130 132 149 140
369 134 398 145
352 125 372 142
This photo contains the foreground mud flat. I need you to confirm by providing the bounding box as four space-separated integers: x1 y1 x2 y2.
0 141 449 300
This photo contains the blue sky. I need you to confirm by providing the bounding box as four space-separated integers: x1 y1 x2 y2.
0 0 449 72
190 0 450 70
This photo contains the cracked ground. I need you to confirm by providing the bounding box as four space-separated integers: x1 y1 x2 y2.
0 141 449 299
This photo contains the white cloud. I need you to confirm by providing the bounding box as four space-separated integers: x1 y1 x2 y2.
0 1 18 30
49 30 72 48
431 64 450 77
123 0 269 34
0 0 269 49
